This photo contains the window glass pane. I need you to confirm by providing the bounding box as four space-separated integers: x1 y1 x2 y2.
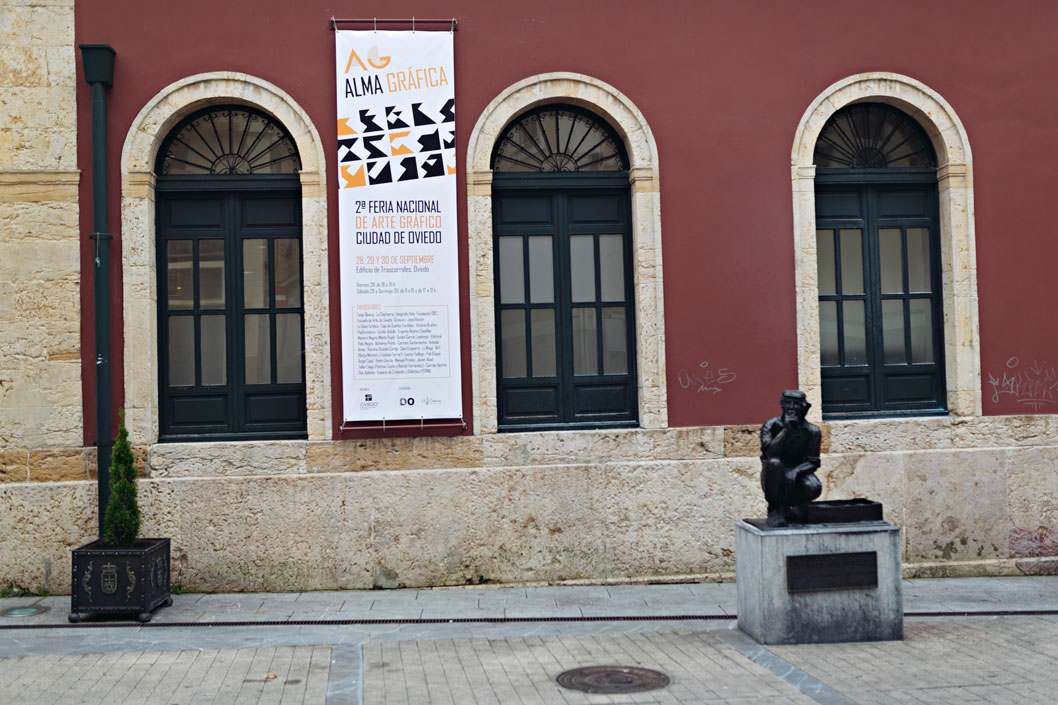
572 307 598 375
276 313 303 383
168 316 194 386
528 236 554 303
498 237 524 304
200 314 226 385
500 310 526 378
243 239 270 309
274 239 301 308
599 234 625 302
167 240 194 310
907 228 931 292
882 299 906 364
909 299 934 363
839 229 863 295
816 230 836 296
244 314 271 384
198 240 225 308
879 228 903 294
602 307 627 375
570 235 596 302
820 301 839 366
842 300 867 365
530 309 556 377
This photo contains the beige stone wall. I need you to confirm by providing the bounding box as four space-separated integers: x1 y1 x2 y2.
2 415 1056 593
0 0 84 483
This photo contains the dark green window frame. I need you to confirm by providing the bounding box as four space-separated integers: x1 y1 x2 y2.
815 170 947 419
492 173 638 431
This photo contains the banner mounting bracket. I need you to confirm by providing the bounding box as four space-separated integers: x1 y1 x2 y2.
329 18 458 31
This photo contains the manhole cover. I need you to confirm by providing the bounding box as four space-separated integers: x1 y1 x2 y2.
2 606 48 617
556 665 670 694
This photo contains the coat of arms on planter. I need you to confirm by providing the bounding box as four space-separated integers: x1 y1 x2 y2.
101 562 118 595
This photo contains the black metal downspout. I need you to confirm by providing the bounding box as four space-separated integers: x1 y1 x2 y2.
79 44 115 537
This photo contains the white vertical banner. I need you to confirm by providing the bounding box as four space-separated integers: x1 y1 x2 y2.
335 30 461 422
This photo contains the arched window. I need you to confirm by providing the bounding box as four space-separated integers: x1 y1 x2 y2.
155 105 306 440
490 105 636 430
813 103 945 417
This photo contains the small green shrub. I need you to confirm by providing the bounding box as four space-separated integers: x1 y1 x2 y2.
102 412 141 547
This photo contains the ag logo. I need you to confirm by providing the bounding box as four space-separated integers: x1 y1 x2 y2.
400 397 415 406
344 45 391 72
101 562 118 595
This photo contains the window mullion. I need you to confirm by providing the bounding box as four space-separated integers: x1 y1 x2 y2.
268 235 278 386
192 238 203 387
222 200 236 431
522 235 533 378
556 193 574 423
901 227 913 366
864 188 884 407
832 230 847 367
230 193 245 433
593 233 604 377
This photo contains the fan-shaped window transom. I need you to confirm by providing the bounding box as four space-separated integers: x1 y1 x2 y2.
492 105 628 172
157 106 302 176
814 103 936 169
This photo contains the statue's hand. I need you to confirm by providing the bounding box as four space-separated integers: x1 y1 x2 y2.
764 428 786 457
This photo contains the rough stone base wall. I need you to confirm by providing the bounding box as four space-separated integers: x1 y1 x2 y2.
2 415 1056 594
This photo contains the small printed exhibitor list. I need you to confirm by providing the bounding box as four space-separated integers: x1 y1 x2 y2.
351 197 450 382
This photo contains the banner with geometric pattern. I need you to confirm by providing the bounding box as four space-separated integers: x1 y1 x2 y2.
335 30 461 422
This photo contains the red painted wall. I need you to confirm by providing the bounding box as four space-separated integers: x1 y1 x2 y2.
75 0 1058 442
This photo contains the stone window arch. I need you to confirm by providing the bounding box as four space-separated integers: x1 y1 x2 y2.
791 72 981 418
120 72 331 445
466 73 667 434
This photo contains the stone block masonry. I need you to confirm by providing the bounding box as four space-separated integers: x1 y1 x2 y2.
0 0 84 474
1 416 1058 594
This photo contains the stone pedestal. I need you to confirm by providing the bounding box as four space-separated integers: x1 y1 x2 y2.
735 519 902 644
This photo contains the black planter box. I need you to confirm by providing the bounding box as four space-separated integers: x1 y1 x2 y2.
69 538 172 622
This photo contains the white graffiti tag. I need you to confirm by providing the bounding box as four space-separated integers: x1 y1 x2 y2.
988 357 1058 412
677 361 737 395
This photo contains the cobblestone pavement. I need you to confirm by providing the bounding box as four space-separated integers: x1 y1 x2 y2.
0 577 1055 704
362 631 819 705
770 617 1058 705
359 618 1058 705
0 646 331 705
